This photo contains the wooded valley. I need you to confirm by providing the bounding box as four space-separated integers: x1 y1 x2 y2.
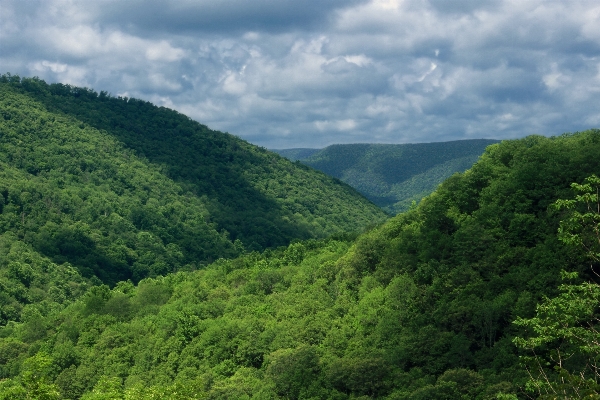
274 140 499 214
0 75 598 399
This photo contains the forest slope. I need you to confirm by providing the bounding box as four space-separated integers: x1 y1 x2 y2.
1 129 598 399
274 140 499 214
272 148 320 161
0 75 387 284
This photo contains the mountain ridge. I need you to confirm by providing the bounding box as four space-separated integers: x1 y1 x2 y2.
273 139 500 213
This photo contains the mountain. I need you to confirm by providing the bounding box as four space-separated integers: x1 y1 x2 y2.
273 140 500 214
271 148 320 161
1 129 598 398
0 75 387 285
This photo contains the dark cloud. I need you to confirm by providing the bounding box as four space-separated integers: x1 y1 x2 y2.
0 0 599 148
96 0 368 34
427 0 502 14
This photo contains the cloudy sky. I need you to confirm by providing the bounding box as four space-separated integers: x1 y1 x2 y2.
1 0 599 148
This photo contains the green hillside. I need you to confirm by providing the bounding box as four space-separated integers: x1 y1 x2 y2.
272 148 320 161
275 140 499 214
0 75 387 285
1 129 598 399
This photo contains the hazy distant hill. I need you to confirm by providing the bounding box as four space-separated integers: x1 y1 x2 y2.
0 75 387 284
274 140 499 213
273 148 320 161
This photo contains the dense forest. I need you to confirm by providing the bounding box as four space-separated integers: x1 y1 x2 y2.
0 74 598 399
0 75 386 286
273 140 499 214
272 148 321 162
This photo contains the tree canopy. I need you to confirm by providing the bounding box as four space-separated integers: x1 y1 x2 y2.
1 120 599 398
0 75 387 285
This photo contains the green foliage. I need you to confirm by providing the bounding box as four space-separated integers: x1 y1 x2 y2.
271 148 320 162
81 376 123 400
0 76 387 288
514 280 600 398
0 81 236 285
0 353 61 400
0 129 593 397
2 74 600 398
0 232 89 330
1 75 387 256
555 175 600 262
276 140 499 213
514 175 600 399
266 345 320 399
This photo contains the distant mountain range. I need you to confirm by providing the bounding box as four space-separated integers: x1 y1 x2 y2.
273 139 500 214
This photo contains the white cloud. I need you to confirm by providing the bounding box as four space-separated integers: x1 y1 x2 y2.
543 63 571 91
581 5 600 41
222 71 247 95
315 119 358 132
27 60 88 87
30 60 68 74
146 41 186 62
418 62 438 82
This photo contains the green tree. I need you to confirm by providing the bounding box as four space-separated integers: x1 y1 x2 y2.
81 376 123 400
0 353 61 400
555 175 600 263
514 175 600 399
265 345 320 399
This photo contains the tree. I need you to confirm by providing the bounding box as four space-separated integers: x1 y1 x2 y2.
81 376 123 400
265 345 320 399
0 353 61 400
555 175 600 264
513 175 600 399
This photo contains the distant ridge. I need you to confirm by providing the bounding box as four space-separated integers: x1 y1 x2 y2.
272 148 320 161
273 139 500 214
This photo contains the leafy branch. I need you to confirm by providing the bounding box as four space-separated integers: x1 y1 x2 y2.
514 175 600 399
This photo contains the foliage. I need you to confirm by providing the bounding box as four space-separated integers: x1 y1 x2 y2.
271 148 320 162
0 353 61 399
1 74 387 253
0 232 89 328
555 175 600 263
1 129 599 398
0 81 235 285
514 175 600 399
0 75 387 287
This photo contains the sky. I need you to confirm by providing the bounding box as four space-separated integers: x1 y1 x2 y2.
1 0 599 149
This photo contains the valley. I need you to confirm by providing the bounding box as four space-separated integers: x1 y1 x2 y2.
0 75 598 399
274 139 499 214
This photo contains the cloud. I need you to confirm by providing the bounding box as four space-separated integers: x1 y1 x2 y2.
1 0 599 148
315 119 358 132
92 0 368 34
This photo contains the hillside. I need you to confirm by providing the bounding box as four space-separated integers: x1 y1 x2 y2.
272 148 320 161
274 140 499 214
0 75 387 285
1 129 598 399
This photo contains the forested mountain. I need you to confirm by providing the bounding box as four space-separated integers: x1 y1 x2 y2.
272 148 320 161
1 128 598 399
274 140 499 214
0 75 387 285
